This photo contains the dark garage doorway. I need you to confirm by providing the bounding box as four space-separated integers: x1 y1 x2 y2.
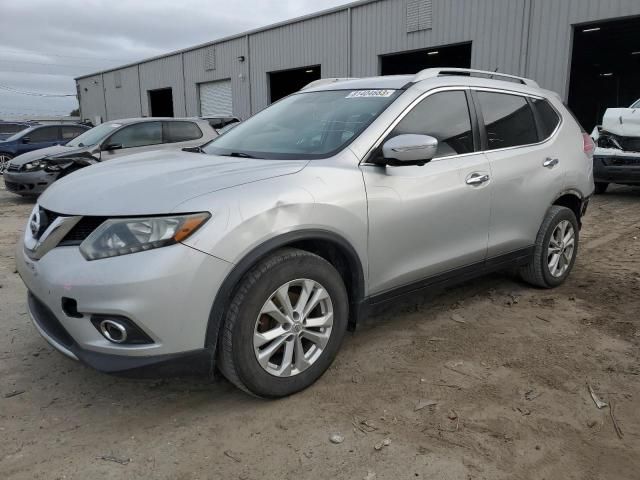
380 42 472 76
568 17 640 131
148 88 174 117
269 65 321 103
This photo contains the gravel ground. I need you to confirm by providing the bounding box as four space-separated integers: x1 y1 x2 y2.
1 182 639 480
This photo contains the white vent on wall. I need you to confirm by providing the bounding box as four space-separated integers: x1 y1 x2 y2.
114 71 122 88
407 0 433 33
204 48 216 71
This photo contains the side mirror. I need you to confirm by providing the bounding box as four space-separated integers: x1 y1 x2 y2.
102 143 123 152
381 134 438 166
22 137 31 144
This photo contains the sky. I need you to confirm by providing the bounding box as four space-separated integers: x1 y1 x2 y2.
0 0 352 119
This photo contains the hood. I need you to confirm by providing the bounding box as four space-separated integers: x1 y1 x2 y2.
39 149 309 216
602 107 640 137
11 145 89 166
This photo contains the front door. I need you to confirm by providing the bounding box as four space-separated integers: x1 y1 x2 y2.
362 89 491 296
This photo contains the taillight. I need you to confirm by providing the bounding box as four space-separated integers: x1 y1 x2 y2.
583 132 595 159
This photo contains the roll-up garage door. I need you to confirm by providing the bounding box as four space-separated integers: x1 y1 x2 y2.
199 80 233 116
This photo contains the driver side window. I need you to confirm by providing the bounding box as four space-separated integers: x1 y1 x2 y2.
389 91 474 159
106 122 162 149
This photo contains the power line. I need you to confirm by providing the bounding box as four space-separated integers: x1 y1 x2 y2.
0 84 76 97
0 58 116 69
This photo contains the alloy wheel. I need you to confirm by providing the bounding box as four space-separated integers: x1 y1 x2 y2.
547 220 575 278
0 154 11 175
253 278 334 377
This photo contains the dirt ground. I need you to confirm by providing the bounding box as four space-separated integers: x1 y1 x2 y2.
1 182 639 480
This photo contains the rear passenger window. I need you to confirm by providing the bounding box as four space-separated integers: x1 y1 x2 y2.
164 122 203 143
477 92 538 150
390 91 474 158
532 98 561 140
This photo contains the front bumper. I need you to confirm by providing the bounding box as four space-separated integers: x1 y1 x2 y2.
16 241 233 372
594 154 640 185
4 170 57 196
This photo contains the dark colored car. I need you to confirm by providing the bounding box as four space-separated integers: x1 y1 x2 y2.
0 124 89 175
0 121 34 141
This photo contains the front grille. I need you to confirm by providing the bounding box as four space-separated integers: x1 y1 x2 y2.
602 157 640 166
4 181 26 192
621 137 640 153
28 293 75 348
59 217 107 246
7 164 20 172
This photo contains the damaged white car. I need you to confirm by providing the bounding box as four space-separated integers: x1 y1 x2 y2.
592 99 640 193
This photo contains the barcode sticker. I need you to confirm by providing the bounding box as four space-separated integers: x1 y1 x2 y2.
346 90 395 98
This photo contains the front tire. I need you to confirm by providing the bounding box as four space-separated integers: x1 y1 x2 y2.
519 206 579 288
217 248 348 398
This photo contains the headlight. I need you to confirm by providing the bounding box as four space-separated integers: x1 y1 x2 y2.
79 213 210 261
23 160 44 171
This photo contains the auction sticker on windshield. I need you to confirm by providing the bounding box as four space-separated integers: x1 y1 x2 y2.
346 90 395 98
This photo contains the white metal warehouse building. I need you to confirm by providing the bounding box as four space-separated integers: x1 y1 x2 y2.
76 0 640 131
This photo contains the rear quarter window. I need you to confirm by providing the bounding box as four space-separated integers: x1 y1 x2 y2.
532 98 561 140
164 121 203 143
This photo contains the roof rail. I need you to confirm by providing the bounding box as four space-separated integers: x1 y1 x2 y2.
412 68 539 87
301 78 359 90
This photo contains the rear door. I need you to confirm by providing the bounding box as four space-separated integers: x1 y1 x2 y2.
473 89 564 257
362 89 492 296
19 126 61 154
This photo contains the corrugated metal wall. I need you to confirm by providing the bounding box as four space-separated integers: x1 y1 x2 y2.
77 0 640 123
183 36 251 119
103 66 141 120
527 0 640 100
77 75 106 123
139 54 186 117
248 9 350 112
351 0 528 77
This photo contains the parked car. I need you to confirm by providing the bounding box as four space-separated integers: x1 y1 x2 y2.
4 118 217 196
0 123 88 175
16 68 594 397
202 116 241 134
591 98 640 193
0 121 34 141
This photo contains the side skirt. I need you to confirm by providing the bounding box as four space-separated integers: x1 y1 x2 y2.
358 246 534 316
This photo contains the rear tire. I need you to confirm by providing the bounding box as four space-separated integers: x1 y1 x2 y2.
519 206 579 288
594 182 609 194
217 248 348 398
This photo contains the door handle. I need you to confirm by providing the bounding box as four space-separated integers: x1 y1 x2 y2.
543 158 559 168
466 173 490 186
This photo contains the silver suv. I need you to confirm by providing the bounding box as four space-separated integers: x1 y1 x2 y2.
16 69 595 397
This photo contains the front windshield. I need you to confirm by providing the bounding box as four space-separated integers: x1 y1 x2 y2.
203 89 401 159
66 122 122 148
632 99 640 109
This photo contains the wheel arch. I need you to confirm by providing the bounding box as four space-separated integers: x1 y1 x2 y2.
204 229 366 372
552 190 584 226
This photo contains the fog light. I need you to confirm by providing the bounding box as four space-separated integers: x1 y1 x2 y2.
91 315 153 345
99 319 128 344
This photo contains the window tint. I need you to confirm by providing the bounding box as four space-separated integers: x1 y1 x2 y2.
477 92 538 150
107 122 162 148
389 91 474 158
532 98 560 140
164 121 203 143
28 127 59 143
61 126 86 140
